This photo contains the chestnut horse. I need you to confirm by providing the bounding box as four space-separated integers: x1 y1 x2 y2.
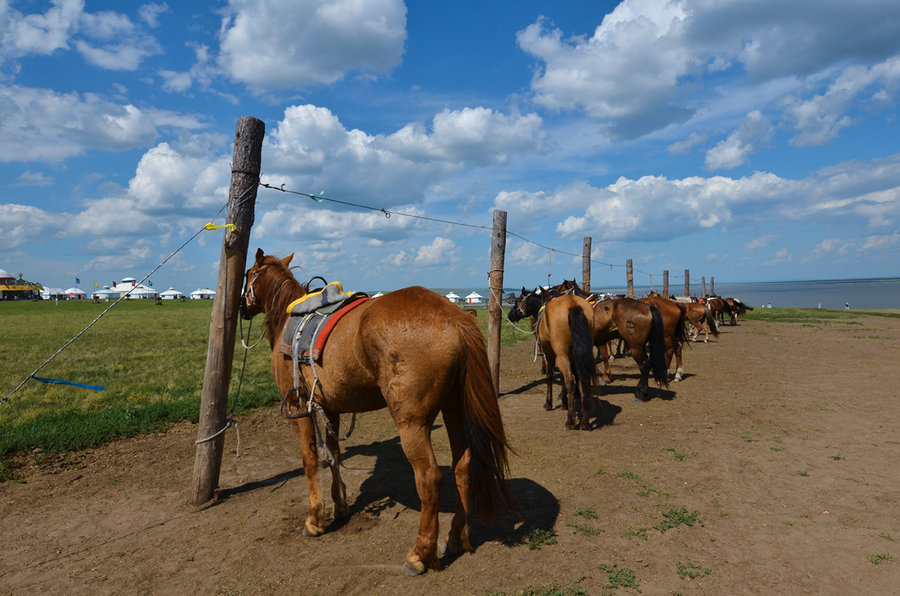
591 297 669 401
640 295 691 381
241 249 514 575
683 300 719 342
508 289 596 430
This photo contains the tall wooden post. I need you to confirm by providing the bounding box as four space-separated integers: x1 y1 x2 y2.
701 276 706 298
710 276 715 296
663 270 669 297
626 259 634 298
684 269 690 298
582 237 591 293
487 210 507 397
191 117 265 505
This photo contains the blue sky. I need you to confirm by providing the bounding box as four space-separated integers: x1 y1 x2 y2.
2 0 899 295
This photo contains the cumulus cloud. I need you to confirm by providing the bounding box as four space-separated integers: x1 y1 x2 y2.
517 0 900 140
414 236 457 265
0 203 63 249
13 171 54 187
705 110 773 170
0 85 206 162
218 0 407 89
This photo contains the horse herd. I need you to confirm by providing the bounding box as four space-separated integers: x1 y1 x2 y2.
238 249 750 576
506 281 752 431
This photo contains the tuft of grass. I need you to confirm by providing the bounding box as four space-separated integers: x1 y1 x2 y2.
566 522 605 537
653 506 701 533
676 561 713 579
831 454 846 461
527 528 558 550
624 526 648 541
575 507 598 519
490 577 589 596
664 446 692 461
868 553 894 565
599 563 641 593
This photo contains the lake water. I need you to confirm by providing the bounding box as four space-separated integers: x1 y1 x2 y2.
426 278 900 310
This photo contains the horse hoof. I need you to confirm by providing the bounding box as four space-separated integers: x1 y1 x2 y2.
302 519 325 537
402 561 426 576
599 378 609 386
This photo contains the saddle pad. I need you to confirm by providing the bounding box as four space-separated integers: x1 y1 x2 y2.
278 296 370 363
286 281 349 316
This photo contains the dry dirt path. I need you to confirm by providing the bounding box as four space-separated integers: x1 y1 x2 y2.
2 314 899 594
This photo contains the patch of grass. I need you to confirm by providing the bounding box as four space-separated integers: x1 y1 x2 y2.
490 577 589 596
664 446 692 461
618 469 668 497
527 528 558 550
599 563 641 593
653 506 701 533
596 464 607 475
676 561 713 579
799 470 809 477
746 307 900 324
831 454 846 461
868 553 894 565
624 526 648 541
575 507 598 519
567 522 605 537
880 533 895 542
618 469 643 481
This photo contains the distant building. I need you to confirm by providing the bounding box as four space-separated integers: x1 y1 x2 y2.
159 287 185 300
0 267 43 300
445 291 460 303
64 287 86 299
464 291 484 304
190 287 216 300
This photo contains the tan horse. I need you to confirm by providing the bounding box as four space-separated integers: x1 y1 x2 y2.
683 300 719 342
241 249 514 575
508 289 596 430
591 297 670 401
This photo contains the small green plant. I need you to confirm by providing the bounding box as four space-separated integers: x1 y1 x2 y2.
575 507 598 519
599 563 641 592
624 526 648 541
799 470 809 477
596 463 607 475
868 553 893 565
653 506 701 533
527 527 558 550
676 561 713 579
785 520 795 527
831 454 846 461
618 469 643 481
879 533 895 542
664 446 689 461
567 522 605 536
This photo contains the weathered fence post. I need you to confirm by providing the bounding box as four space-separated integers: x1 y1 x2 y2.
701 276 706 298
582 237 591 293
190 116 265 506
626 259 634 298
684 269 690 298
663 270 669 298
487 209 507 397
711 276 715 296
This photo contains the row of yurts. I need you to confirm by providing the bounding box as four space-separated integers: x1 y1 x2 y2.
1 267 486 304
0 267 215 301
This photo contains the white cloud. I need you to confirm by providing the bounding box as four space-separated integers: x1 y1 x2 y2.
0 203 62 249
705 110 773 170
138 3 168 28
13 171 54 187
414 236 456 265
218 0 407 89
127 142 231 213
1 0 83 58
667 132 708 155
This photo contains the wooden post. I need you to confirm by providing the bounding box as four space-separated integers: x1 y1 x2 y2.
684 269 690 298
701 276 706 298
487 210 507 397
190 117 265 506
626 259 634 298
663 270 669 297
711 276 715 296
582 237 591 294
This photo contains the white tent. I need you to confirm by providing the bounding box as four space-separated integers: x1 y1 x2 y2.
190 287 216 300
445 291 460 303
127 285 158 299
160 287 184 300
91 287 119 300
41 287 66 300
371 291 384 298
64 287 86 299
464 291 483 304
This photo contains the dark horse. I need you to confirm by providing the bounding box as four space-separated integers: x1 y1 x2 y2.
640 295 691 382
508 288 596 430
591 297 670 401
241 249 514 575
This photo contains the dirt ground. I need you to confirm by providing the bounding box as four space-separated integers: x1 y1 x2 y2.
2 313 900 595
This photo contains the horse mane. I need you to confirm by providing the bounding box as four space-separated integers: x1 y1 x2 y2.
258 257 304 349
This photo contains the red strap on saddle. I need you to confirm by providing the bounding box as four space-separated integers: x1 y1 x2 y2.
312 297 369 356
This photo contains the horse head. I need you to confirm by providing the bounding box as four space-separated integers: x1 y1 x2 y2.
240 248 296 320
507 287 541 323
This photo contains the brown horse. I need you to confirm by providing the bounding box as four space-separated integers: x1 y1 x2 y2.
508 288 596 430
591 297 669 401
640 295 691 381
725 297 753 323
683 300 719 342
707 296 734 327
241 249 514 575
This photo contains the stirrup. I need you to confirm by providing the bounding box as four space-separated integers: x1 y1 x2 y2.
281 387 310 419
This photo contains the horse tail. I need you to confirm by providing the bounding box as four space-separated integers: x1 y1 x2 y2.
455 318 516 522
703 304 719 337
672 303 691 349
568 306 595 392
647 305 670 387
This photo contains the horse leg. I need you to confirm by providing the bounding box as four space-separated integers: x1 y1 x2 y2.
579 370 593 431
397 423 444 575
441 401 473 556
323 411 349 520
556 359 578 430
544 352 557 411
674 345 684 382
632 350 650 402
597 343 611 385
289 416 329 537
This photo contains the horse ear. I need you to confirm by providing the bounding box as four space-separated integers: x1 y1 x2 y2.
281 253 294 267
255 248 265 263
521 286 527 294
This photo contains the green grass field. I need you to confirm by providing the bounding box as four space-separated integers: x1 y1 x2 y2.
0 299 521 478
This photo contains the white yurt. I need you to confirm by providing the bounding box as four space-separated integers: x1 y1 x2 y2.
371 291 384 298
190 287 216 300
128 285 158 300
445 291 460 303
464 291 483 304
91 287 119 300
64 287 86 299
160 287 185 300
41 287 66 300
